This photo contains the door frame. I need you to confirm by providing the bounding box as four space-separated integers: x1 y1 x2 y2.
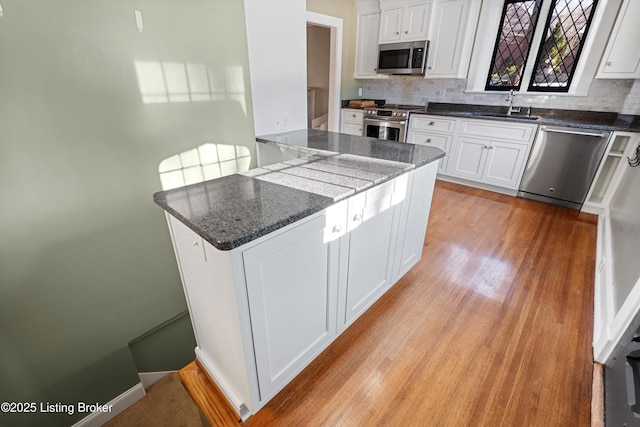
306 11 343 133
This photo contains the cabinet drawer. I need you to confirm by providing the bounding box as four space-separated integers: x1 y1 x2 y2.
341 109 364 123
407 131 452 152
410 115 457 133
459 119 536 143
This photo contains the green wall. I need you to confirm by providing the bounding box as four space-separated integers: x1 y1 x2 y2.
0 0 255 425
306 0 360 100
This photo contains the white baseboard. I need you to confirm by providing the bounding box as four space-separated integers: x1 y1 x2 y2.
70 382 146 427
195 348 250 420
138 371 175 389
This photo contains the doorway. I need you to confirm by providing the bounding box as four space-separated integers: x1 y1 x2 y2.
306 12 342 132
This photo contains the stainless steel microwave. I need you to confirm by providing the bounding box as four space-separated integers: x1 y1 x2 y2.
377 40 429 75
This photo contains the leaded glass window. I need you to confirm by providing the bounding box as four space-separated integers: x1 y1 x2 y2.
528 0 598 91
486 0 543 91
485 0 599 93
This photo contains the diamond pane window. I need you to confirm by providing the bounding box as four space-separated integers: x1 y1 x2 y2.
486 0 542 91
529 0 598 91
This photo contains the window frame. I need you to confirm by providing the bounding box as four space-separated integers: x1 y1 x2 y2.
484 0 544 92
465 0 607 96
525 0 600 92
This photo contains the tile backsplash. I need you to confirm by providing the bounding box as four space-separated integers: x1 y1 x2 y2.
360 77 639 114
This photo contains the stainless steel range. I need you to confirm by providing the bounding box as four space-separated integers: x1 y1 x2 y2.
363 105 424 143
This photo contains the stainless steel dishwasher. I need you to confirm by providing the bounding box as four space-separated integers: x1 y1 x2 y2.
518 126 611 210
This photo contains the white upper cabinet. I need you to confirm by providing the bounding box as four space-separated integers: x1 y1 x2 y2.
426 0 479 78
355 12 383 78
597 0 640 78
379 2 433 43
379 7 404 43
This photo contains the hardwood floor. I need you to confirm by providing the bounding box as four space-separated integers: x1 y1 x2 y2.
188 180 598 426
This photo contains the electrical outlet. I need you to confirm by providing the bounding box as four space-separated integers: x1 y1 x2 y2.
358 87 363 97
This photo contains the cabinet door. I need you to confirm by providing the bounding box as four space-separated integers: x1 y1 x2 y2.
482 140 530 189
403 3 432 41
356 12 382 78
379 7 404 43
598 0 640 78
342 180 397 326
448 136 488 180
426 0 469 77
243 214 338 401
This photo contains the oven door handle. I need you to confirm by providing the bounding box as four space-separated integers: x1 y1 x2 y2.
364 118 407 126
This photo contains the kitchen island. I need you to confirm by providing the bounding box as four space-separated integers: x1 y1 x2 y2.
154 129 444 420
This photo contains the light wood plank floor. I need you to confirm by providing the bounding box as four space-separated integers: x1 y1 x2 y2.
197 180 597 426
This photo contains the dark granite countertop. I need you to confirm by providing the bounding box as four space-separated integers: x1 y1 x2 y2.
256 129 445 168
421 102 640 132
154 174 334 251
155 129 445 251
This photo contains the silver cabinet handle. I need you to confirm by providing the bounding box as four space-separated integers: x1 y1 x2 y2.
396 32 399 35
425 138 432 143
332 225 342 233
405 31 408 34
353 214 362 222
429 121 435 126
606 61 612 66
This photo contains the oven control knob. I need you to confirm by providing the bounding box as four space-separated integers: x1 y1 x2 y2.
401 113 407 118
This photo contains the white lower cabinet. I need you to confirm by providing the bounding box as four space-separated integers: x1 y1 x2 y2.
449 136 530 189
407 114 458 173
243 213 339 401
340 180 398 328
445 118 537 191
164 163 438 420
341 108 364 136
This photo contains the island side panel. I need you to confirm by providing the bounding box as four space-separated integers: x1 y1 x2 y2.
166 214 254 416
392 161 439 281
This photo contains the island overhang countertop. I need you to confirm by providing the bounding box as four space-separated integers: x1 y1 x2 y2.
153 129 445 251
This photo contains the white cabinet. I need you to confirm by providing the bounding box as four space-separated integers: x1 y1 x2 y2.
407 114 458 173
426 0 478 78
341 108 364 136
583 132 640 213
340 180 398 328
243 212 339 400
355 12 383 78
447 119 536 190
163 162 439 419
597 0 640 79
379 2 432 43
450 137 530 189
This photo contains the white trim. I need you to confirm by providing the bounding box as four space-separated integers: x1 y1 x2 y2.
138 371 174 390
195 347 251 421
467 0 613 96
70 382 146 427
306 11 343 133
436 175 519 197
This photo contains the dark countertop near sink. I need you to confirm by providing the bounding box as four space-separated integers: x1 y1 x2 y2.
155 129 444 251
422 102 640 132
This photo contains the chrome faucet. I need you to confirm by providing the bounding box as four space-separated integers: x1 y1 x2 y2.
506 90 521 116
